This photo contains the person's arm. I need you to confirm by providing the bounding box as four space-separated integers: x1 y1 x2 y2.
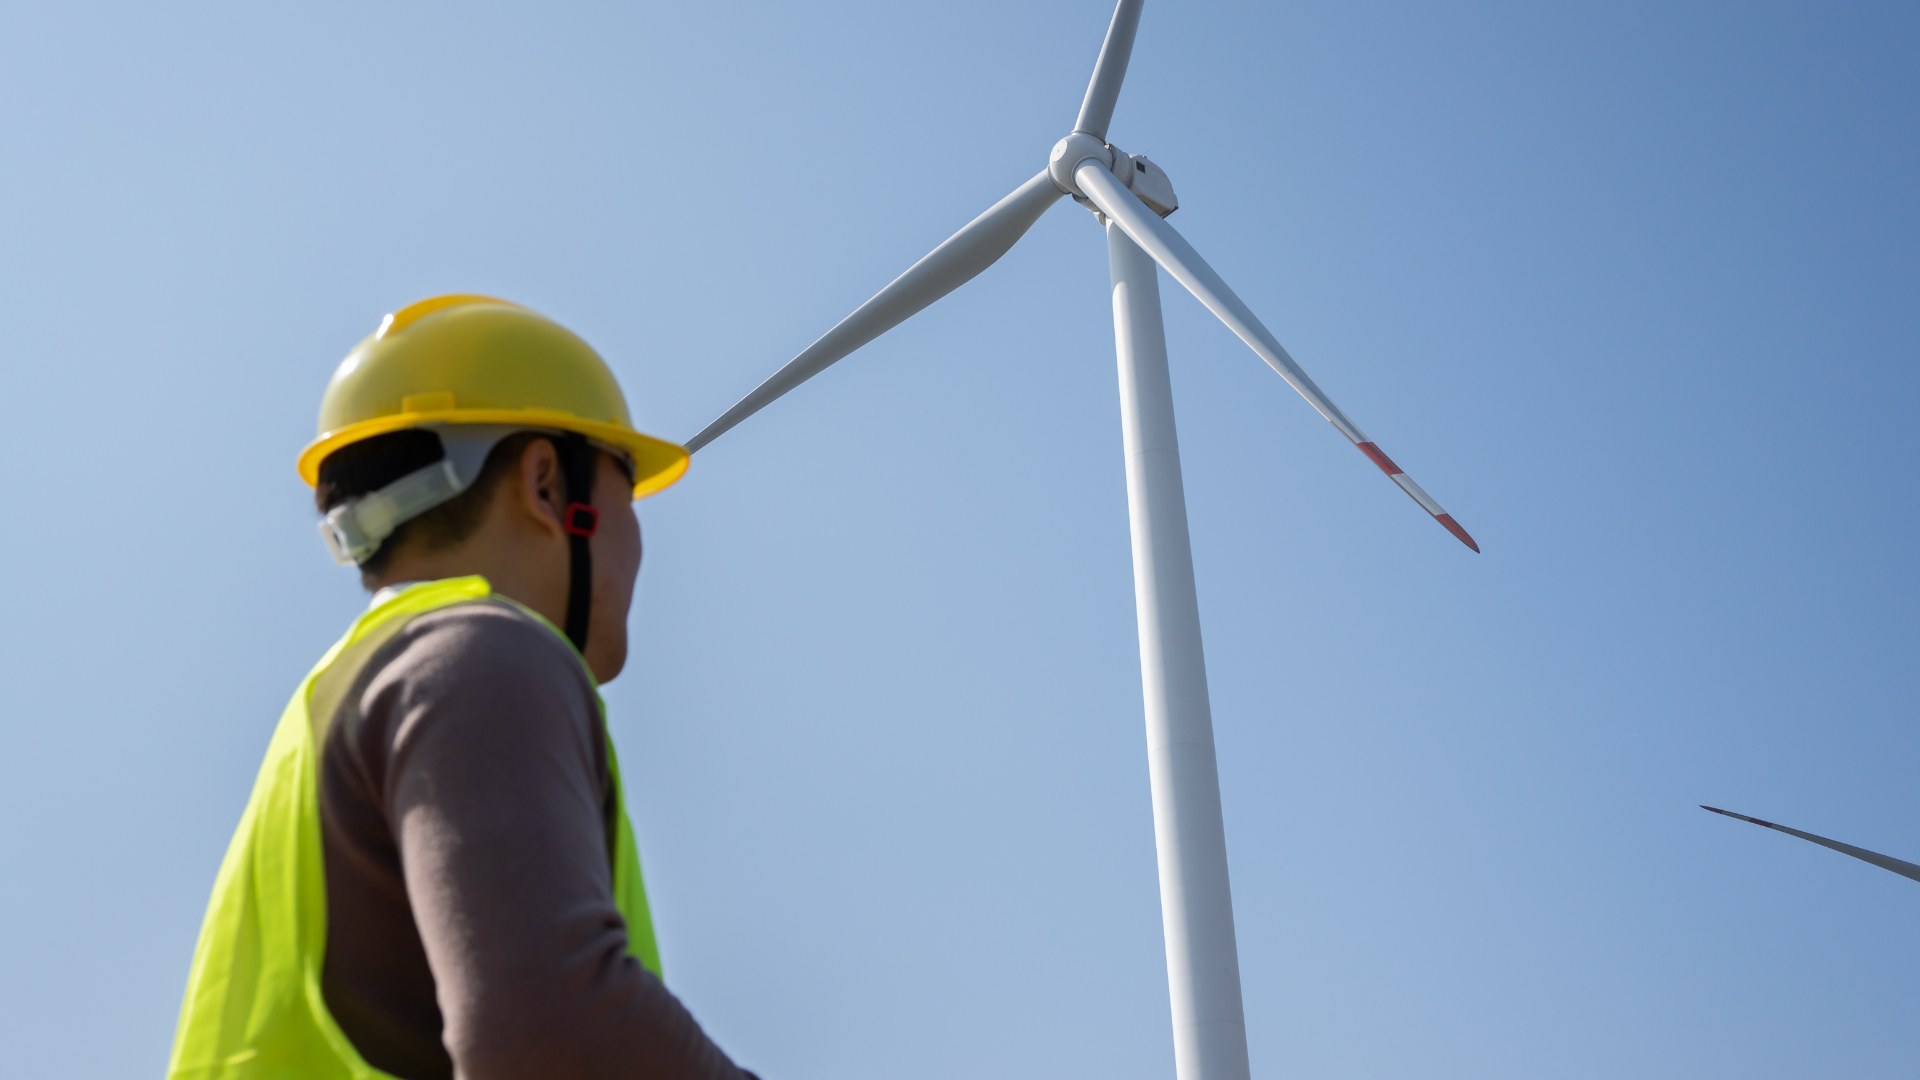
363 604 754 1080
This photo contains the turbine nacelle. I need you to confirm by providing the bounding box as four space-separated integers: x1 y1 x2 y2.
1126 155 1179 218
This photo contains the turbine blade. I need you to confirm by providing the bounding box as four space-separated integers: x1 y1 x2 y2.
686 171 1066 452
1076 162 1479 552
1701 806 1920 884
1073 0 1146 141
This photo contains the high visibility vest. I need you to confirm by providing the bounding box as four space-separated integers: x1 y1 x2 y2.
167 576 661 1079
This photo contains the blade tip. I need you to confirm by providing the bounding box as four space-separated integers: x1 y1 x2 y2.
1434 513 1480 552
1702 806 1775 828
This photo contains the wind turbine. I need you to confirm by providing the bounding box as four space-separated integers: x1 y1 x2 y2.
1702 806 1920 884
687 3 1478 1077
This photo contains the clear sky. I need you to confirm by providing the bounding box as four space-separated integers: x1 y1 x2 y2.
1 1 1915 1077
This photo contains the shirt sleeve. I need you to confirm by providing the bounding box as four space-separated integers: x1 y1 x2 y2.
359 603 755 1080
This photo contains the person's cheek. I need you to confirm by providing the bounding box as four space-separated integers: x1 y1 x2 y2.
620 509 642 588
602 504 641 607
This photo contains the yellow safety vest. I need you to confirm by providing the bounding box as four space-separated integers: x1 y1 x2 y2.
167 576 661 1079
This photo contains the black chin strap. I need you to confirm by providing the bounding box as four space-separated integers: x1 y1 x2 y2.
553 433 599 654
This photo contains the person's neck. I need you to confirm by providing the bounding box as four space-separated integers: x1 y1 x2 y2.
368 541 569 634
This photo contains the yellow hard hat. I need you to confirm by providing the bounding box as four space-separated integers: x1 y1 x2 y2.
297 294 688 499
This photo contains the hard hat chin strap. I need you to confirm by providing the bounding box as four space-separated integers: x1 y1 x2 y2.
552 433 599 655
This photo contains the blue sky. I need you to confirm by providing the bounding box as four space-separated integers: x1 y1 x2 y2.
1 1 1916 1076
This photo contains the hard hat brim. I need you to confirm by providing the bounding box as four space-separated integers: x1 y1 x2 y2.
298 408 689 500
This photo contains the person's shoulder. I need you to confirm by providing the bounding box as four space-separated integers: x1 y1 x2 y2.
404 596 564 644
351 597 598 747
342 598 604 807
381 598 588 692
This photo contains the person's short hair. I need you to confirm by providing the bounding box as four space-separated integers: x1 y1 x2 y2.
315 429 544 581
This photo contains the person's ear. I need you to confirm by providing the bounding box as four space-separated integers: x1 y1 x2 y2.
512 437 567 538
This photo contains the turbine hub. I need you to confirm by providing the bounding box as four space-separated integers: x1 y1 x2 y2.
1047 132 1114 196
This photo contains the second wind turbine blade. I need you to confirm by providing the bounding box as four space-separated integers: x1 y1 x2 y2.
1073 0 1146 141
1075 162 1479 552
1701 806 1920 884
685 171 1066 453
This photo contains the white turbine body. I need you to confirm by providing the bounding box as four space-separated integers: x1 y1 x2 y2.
1110 224 1251 1079
688 3 1479 1076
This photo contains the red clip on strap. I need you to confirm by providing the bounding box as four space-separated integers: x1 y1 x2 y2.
563 503 599 537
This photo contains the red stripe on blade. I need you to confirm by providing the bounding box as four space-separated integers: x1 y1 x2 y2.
1435 514 1480 553
1356 442 1403 475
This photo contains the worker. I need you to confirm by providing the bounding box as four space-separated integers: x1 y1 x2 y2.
168 295 759 1080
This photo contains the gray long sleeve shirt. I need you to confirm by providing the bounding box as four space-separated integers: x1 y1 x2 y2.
315 598 753 1080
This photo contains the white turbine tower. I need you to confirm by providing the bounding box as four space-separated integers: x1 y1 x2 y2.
688 3 1479 1077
